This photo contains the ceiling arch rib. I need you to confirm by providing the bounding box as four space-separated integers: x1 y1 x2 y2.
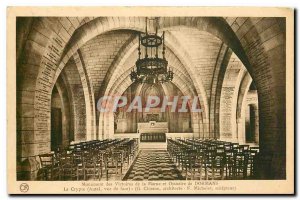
101 66 203 138
79 30 137 98
102 45 200 106
158 17 251 69
48 17 261 140
164 31 209 117
167 28 223 89
58 16 250 74
94 32 212 120
236 72 253 120
17 15 288 180
93 36 207 138
108 66 197 102
59 20 213 115
72 51 97 140
101 51 201 116
89 32 200 100
95 33 139 99
55 16 250 102
58 18 260 138
92 36 199 98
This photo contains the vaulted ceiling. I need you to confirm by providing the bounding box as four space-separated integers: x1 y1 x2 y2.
63 26 246 108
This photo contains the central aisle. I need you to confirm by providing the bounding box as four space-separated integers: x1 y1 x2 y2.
123 150 184 181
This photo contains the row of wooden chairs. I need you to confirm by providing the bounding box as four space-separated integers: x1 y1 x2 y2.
167 138 259 180
37 138 139 181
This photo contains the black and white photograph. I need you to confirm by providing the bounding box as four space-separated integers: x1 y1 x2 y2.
6 6 294 194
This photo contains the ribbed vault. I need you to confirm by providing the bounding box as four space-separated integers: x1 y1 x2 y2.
16 16 287 179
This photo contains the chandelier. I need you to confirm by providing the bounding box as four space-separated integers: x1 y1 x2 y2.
130 17 174 84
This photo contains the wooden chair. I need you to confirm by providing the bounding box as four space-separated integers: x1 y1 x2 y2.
58 152 76 180
233 152 248 179
204 149 225 180
82 150 97 180
72 149 84 180
247 149 258 177
95 149 106 180
180 148 194 179
238 145 249 153
38 153 59 180
103 150 123 181
224 149 236 179
214 149 226 180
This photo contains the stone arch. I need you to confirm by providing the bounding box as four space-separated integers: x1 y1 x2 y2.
17 17 93 162
57 18 245 121
97 38 207 137
236 72 253 144
73 51 97 140
94 31 207 111
18 16 286 179
54 75 73 148
245 100 259 144
41 17 250 144
219 53 247 142
236 72 253 120
55 17 285 147
209 45 233 139
99 56 206 137
95 32 207 139
98 64 203 139
61 59 87 142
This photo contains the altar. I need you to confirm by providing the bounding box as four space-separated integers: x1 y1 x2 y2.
137 121 168 134
137 121 168 145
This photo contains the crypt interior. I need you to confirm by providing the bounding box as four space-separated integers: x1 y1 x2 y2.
16 17 286 181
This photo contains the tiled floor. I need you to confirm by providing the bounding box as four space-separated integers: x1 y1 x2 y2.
123 150 184 181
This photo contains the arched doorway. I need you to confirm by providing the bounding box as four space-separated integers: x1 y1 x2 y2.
50 86 63 151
